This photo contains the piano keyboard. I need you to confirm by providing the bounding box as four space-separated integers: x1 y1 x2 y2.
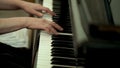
35 0 85 68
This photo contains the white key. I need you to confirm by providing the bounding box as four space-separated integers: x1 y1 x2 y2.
36 31 52 68
36 0 53 68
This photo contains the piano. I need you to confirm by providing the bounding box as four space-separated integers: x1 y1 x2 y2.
31 0 120 68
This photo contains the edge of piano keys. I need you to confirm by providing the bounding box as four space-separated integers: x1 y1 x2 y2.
57 32 73 36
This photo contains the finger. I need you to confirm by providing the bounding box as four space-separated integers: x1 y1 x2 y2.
44 27 51 34
51 22 63 31
49 27 58 35
44 24 58 35
41 7 56 16
28 9 43 17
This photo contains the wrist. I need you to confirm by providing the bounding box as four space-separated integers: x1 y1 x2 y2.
18 17 29 28
19 17 32 29
17 0 28 9
9 0 25 9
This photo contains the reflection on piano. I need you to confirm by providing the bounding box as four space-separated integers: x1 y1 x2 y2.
32 0 120 68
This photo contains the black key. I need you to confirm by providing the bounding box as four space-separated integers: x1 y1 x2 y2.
77 58 85 66
52 35 73 41
51 52 75 58
51 43 73 48
53 0 61 6
58 24 72 27
53 8 61 12
53 15 60 18
53 19 60 23
58 22 71 26
51 57 76 66
52 40 73 44
51 48 74 54
52 37 72 41
53 7 61 10
51 49 74 54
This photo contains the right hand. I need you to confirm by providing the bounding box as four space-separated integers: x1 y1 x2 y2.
25 17 63 35
19 1 55 17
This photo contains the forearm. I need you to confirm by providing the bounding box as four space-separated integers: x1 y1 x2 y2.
0 0 23 10
0 17 26 34
0 17 63 35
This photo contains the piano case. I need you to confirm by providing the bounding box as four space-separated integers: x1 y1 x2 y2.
78 24 120 68
79 40 120 68
79 24 120 68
